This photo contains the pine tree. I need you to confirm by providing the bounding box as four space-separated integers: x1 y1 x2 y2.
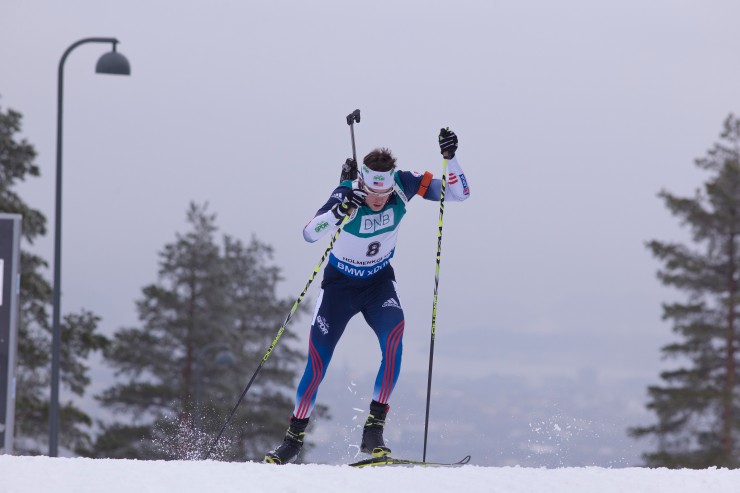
630 114 740 468
92 203 312 460
0 99 108 454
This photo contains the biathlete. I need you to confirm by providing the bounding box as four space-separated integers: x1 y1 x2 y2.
265 128 470 464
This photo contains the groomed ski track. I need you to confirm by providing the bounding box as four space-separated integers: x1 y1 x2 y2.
1 455 739 493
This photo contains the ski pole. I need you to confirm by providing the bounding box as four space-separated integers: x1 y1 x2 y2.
422 158 448 462
205 215 349 459
341 109 361 182
347 108 360 163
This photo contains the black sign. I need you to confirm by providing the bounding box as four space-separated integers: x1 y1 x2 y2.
0 215 21 454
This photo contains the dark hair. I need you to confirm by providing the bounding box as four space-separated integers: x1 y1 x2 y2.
363 148 396 172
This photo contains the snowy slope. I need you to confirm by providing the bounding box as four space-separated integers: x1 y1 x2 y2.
1 456 738 493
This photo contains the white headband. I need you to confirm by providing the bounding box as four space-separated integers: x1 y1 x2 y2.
360 165 395 190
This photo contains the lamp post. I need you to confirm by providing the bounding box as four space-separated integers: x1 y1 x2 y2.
194 343 235 435
50 38 130 457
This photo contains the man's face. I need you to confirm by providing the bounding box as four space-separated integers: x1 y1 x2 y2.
361 180 393 211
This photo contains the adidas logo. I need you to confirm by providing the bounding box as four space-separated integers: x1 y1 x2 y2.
382 298 401 310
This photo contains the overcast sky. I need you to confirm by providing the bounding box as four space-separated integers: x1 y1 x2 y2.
2 0 740 466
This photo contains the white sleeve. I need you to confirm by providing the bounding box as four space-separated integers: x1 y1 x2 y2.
446 156 471 202
303 210 339 243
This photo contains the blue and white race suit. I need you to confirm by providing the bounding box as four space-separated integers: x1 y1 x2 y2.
292 156 470 419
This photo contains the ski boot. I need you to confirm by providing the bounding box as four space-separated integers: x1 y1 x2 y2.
360 400 391 457
264 416 309 464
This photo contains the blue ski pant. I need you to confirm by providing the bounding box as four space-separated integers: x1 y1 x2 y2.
293 265 405 419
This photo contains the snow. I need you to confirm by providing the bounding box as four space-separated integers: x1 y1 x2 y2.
1 455 739 493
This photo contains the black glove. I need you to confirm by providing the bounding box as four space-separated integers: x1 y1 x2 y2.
340 158 358 182
331 188 368 221
438 127 458 158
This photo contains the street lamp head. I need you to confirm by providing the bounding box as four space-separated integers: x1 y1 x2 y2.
214 350 236 367
96 44 130 76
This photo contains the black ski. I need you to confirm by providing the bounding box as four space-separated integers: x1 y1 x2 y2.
349 454 471 468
